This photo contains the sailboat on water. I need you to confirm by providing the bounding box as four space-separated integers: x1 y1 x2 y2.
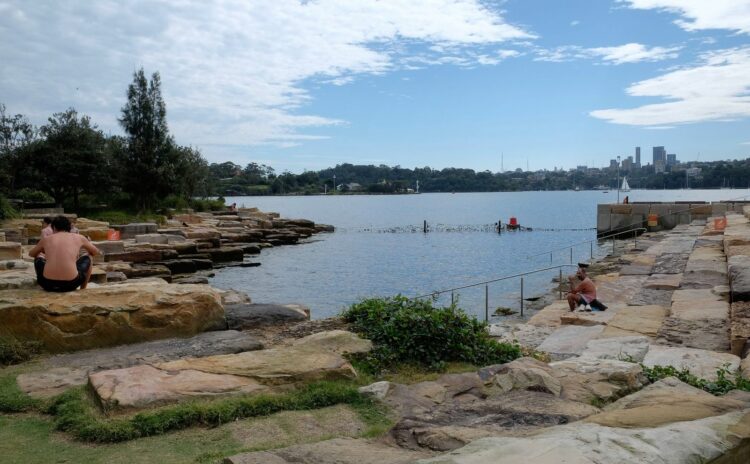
621 177 631 192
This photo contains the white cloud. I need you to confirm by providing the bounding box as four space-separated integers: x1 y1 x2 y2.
570 20 580 26
534 43 680 64
621 0 750 34
591 46 750 126
0 0 531 159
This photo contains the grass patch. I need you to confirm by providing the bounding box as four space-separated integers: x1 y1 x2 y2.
641 363 750 396
0 370 44 413
43 381 375 443
342 295 521 374
0 336 42 366
86 209 167 225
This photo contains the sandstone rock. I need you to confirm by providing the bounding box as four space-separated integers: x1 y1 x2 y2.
174 275 209 284
91 240 124 255
729 255 750 302
580 336 650 362
490 322 555 349
656 316 730 352
415 410 750 464
226 303 310 329
358 381 393 400
493 357 561 396
651 253 689 274
643 273 682 290
0 268 37 290
157 346 358 385
742 357 750 380
731 301 750 356
104 248 165 264
627 288 673 307
205 247 244 262
586 377 747 428
225 438 430 464
537 325 605 360
527 302 568 327
599 305 667 339
124 263 171 279
90 364 267 409
0 259 29 270
643 345 740 381
117 222 158 239
0 280 225 352
0 242 22 260
595 275 648 305
549 357 646 404
219 289 252 305
292 330 372 355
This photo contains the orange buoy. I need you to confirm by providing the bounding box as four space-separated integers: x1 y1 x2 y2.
647 214 658 227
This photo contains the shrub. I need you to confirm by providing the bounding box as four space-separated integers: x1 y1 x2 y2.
342 296 520 373
0 335 41 366
641 363 750 396
190 198 225 212
0 194 19 220
14 188 54 204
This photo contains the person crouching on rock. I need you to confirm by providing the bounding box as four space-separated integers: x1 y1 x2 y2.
566 266 597 311
29 215 100 292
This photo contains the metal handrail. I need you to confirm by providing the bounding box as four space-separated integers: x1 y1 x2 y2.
526 227 647 259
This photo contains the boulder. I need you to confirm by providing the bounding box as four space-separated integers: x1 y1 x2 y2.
205 247 244 262
159 259 198 275
0 242 22 260
91 240 124 255
104 248 165 263
225 303 310 329
549 357 647 404
292 330 372 355
729 255 750 302
536 325 605 360
0 268 37 290
586 377 747 428
642 345 740 381
0 280 225 352
492 357 561 396
730 301 750 356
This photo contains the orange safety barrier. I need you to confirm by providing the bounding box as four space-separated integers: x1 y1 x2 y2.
714 217 727 231
647 213 658 227
107 229 121 240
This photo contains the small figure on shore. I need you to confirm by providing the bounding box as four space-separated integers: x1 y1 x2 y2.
566 264 597 311
229 202 237 212
41 217 53 238
29 215 100 292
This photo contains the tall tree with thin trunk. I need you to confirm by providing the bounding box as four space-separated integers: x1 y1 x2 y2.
118 68 173 210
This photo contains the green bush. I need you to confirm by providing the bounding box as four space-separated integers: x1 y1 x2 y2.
14 188 54 204
641 363 750 396
0 336 41 366
342 296 520 373
0 194 19 220
190 198 225 212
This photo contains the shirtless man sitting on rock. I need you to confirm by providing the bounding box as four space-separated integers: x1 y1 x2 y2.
29 215 100 292
567 265 598 311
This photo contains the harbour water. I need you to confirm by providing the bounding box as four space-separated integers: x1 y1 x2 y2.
212 189 750 319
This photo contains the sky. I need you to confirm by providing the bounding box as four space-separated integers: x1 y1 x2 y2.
1 0 750 173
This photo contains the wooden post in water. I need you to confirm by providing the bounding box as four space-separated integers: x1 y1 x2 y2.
520 277 524 316
423 220 427 233
569 248 573 264
590 241 594 260
558 268 563 300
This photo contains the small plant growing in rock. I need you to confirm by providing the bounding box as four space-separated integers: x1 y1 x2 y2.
342 295 520 374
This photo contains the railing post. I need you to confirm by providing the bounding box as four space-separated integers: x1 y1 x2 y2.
520 277 524 316
558 268 563 300
451 291 454 306
484 285 490 322
550 252 552 264
634 229 637 248
590 241 594 260
569 247 573 264
423 220 427 233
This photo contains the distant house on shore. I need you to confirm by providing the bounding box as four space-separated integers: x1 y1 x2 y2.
337 182 363 192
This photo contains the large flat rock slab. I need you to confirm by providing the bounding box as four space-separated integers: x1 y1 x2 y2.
651 253 690 274
627 288 673 307
0 280 225 352
17 330 262 398
536 325 605 360
580 336 650 362
89 331 370 409
549 357 646 404
90 364 267 409
598 305 667 339
642 345 740 381
656 316 731 352
595 275 647 305
415 410 750 464
643 273 682 290
225 438 431 464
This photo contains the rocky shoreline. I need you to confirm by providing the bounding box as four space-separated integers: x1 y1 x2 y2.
2 205 750 463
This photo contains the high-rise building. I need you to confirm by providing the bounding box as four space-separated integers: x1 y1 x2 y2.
635 147 641 168
653 146 666 164
655 159 666 174
667 154 677 166
610 159 618 169
622 156 633 171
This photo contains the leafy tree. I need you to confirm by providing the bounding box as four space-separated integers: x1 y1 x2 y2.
31 108 108 208
172 145 209 198
118 68 173 210
0 104 36 194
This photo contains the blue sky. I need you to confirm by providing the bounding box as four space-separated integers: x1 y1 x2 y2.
2 0 750 172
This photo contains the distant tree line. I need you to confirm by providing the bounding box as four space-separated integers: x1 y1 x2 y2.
208 160 750 196
0 68 210 216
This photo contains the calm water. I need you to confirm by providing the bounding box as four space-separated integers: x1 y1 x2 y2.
211 189 750 319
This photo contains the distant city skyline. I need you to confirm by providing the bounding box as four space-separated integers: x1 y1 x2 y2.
2 1 750 173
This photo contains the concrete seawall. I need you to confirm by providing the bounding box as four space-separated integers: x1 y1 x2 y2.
597 201 750 236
